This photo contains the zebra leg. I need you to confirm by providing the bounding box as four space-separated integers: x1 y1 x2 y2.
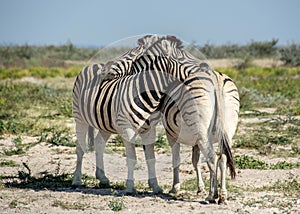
143 144 163 194
218 154 228 204
197 139 218 203
205 154 218 203
192 145 206 195
141 128 163 194
169 139 181 194
72 122 88 187
124 140 138 195
95 131 111 188
119 127 138 194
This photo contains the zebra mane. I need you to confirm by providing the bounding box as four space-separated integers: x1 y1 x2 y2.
165 35 184 49
138 35 184 50
137 35 160 48
100 35 184 81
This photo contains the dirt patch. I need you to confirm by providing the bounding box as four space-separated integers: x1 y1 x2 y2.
0 134 299 213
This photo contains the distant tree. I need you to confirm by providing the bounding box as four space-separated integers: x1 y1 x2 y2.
279 43 300 66
246 39 278 58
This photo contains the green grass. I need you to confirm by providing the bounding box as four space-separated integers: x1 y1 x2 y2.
108 195 126 211
234 154 300 170
219 67 300 114
0 160 19 167
3 136 26 156
0 66 83 79
255 176 300 197
52 199 88 210
180 178 199 191
155 131 170 151
235 155 268 170
0 81 73 136
233 115 300 156
37 127 75 147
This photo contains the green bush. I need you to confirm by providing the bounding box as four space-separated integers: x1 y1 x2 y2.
235 155 300 170
235 154 268 169
38 127 75 147
64 65 82 78
246 39 278 58
198 39 279 59
279 43 300 66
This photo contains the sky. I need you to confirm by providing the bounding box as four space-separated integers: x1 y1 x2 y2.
0 0 299 47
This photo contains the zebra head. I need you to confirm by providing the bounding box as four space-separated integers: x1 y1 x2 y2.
99 34 162 81
160 37 214 76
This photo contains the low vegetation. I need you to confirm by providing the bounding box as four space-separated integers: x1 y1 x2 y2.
2 39 300 67
0 42 299 212
108 194 126 211
234 154 300 170
233 114 300 157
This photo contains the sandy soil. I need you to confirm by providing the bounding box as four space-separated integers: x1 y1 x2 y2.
0 133 299 214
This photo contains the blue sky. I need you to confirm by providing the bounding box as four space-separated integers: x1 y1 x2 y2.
0 0 299 46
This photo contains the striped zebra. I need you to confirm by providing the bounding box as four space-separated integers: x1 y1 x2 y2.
97 35 239 202
144 40 240 203
161 64 239 203
72 35 186 194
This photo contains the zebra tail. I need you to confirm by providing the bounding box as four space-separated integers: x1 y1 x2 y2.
87 126 95 151
214 73 236 179
221 132 236 179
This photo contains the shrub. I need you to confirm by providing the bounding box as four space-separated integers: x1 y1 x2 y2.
234 155 268 170
279 43 300 66
64 65 81 78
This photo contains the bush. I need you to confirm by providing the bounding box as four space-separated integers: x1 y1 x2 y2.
279 43 300 66
64 65 81 78
246 39 278 58
198 39 279 59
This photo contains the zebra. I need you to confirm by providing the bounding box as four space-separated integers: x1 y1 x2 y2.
143 40 240 203
95 37 238 202
140 37 239 203
161 64 239 203
72 35 187 194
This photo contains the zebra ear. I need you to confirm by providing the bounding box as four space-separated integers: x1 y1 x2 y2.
161 39 172 57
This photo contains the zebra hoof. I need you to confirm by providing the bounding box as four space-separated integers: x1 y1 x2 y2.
71 184 81 189
205 197 217 204
197 187 207 196
98 178 110 188
169 183 180 194
152 186 163 194
148 178 163 194
125 188 138 196
125 179 137 195
218 198 228 205
169 188 177 194
208 199 217 204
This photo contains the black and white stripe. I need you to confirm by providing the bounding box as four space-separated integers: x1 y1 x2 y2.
72 35 240 201
72 35 189 194
100 35 240 202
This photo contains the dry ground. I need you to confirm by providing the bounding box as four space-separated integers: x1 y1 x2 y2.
0 65 299 213
0 131 299 213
